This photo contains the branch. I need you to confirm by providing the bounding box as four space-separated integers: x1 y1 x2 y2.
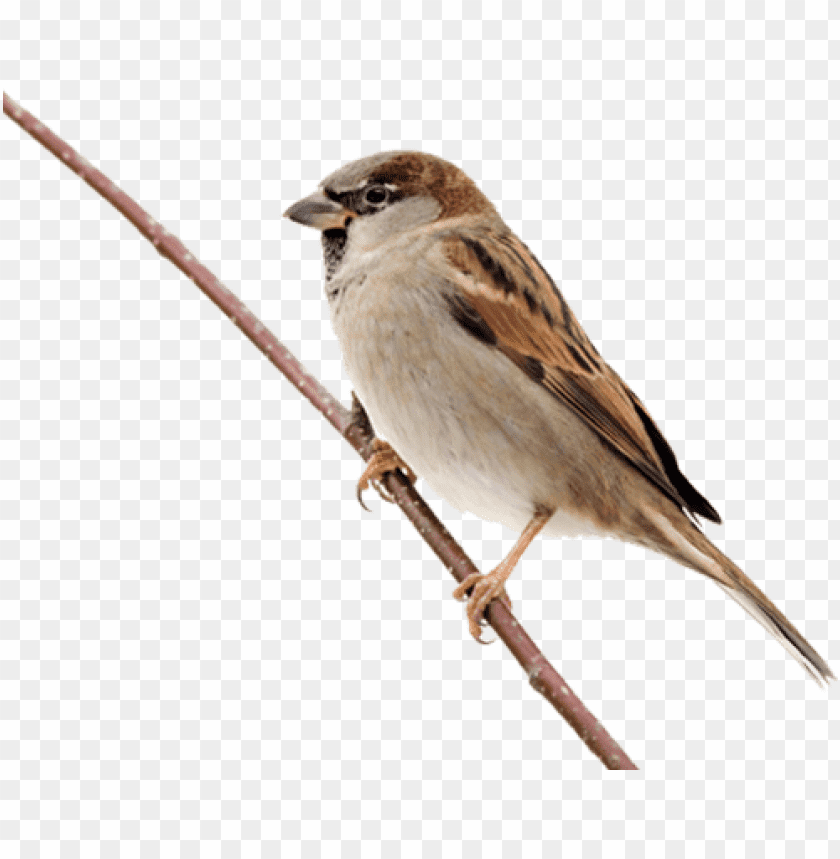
4 92 638 771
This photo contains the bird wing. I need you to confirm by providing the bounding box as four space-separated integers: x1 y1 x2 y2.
440 227 721 524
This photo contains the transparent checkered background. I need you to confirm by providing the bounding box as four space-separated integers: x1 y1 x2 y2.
1 3 838 857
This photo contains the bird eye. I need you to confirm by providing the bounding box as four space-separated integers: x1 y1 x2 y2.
364 186 389 205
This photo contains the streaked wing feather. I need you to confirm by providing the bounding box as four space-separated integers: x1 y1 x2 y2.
442 229 721 524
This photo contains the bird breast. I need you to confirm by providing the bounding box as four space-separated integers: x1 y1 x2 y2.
327 244 609 540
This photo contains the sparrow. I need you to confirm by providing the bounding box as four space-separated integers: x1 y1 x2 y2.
284 150 834 685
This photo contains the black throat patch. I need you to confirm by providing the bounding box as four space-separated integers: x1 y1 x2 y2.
322 229 347 285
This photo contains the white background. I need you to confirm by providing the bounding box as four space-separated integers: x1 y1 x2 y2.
1 2 838 856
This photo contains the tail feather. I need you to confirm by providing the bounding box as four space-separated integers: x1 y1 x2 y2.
715 577 834 687
653 513 834 686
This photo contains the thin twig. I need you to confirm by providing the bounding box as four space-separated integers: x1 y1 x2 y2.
4 92 639 771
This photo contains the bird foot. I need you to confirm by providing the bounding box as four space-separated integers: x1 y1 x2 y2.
356 439 417 510
452 570 512 643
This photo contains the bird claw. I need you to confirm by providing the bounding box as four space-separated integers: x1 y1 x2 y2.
452 571 512 643
356 439 417 509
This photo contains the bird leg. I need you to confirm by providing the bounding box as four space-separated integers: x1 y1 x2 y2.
347 393 417 510
453 506 553 643
356 439 417 510
346 392 376 446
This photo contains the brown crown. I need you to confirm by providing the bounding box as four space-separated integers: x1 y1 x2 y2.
365 152 495 221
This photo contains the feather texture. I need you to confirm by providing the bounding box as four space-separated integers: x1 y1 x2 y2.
442 226 721 524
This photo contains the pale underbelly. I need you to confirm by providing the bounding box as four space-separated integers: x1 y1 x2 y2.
350 356 607 541
330 260 610 541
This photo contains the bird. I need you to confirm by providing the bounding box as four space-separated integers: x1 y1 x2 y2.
284 150 834 686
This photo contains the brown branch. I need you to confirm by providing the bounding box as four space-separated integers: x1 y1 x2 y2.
4 92 639 771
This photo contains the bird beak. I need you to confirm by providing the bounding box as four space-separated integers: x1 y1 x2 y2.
283 189 353 231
